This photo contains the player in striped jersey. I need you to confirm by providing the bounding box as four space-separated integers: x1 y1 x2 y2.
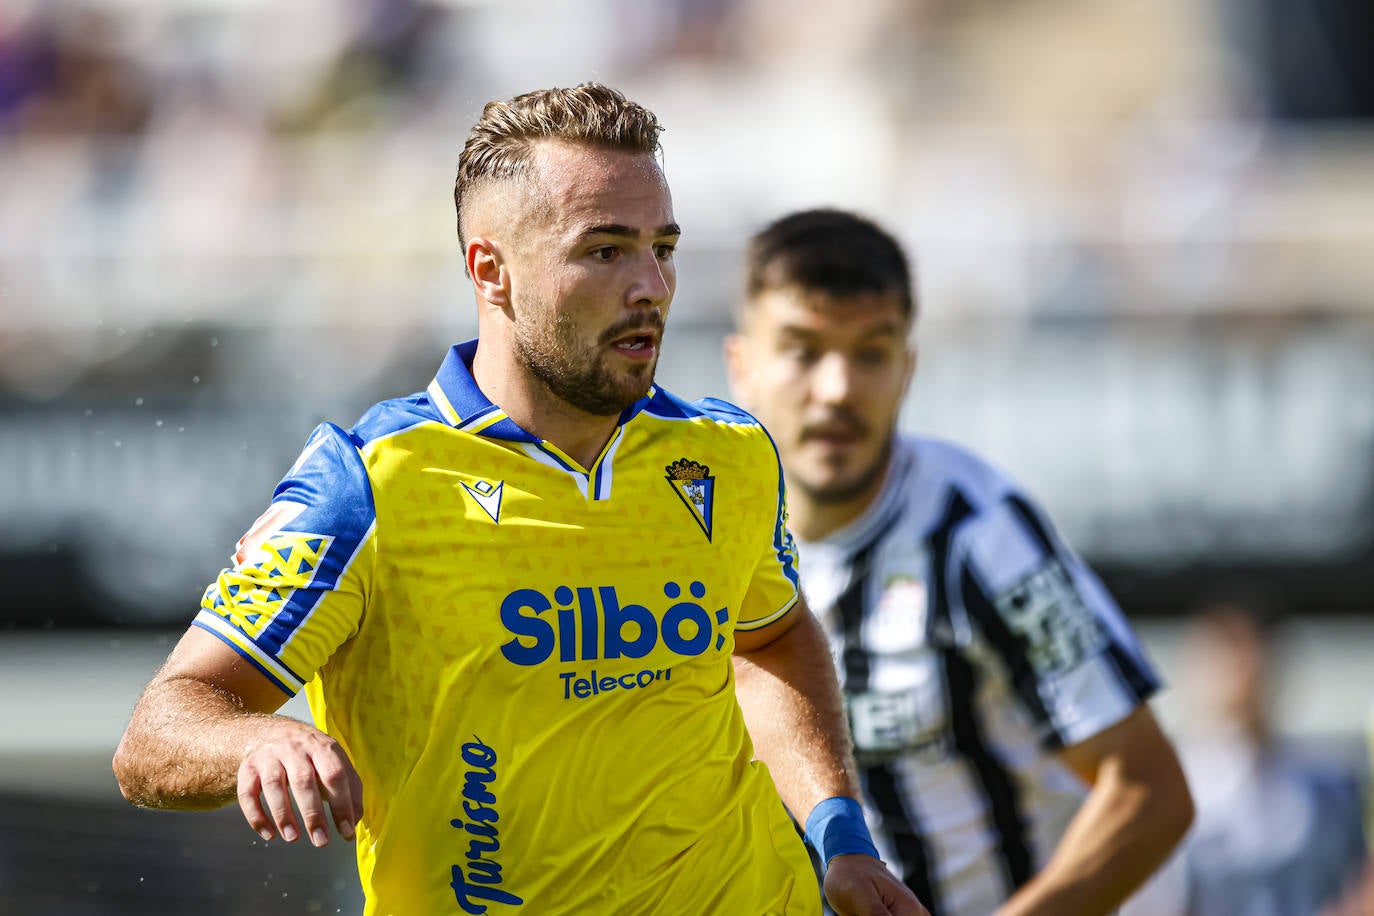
725 209 1194 916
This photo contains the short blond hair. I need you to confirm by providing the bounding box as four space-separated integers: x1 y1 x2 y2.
454 83 664 249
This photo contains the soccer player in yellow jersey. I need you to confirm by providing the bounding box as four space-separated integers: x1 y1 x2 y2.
112 84 926 916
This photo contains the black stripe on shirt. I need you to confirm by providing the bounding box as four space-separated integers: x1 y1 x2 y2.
960 563 1064 747
1004 493 1157 703
862 764 943 916
1003 493 1057 558
837 513 939 911
940 646 1035 893
930 487 1034 895
1106 642 1159 701
926 488 973 648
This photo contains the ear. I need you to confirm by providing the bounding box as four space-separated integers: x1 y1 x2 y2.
467 237 510 310
723 330 749 402
901 341 918 398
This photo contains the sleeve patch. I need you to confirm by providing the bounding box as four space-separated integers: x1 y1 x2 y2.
993 560 1107 677
204 501 338 640
203 537 332 639
234 501 308 567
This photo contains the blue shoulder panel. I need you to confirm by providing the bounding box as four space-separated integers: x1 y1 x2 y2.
350 392 444 446
641 389 763 427
692 396 764 426
251 422 377 654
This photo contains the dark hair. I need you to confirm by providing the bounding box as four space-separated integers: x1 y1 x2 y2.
744 209 915 318
454 82 664 250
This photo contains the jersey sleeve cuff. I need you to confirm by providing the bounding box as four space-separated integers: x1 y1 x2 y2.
734 592 800 633
193 611 305 696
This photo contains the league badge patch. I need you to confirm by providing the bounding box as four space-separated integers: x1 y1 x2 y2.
234 501 308 568
665 458 715 542
994 559 1105 675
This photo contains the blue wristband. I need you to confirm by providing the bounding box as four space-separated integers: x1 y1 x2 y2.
803 796 880 864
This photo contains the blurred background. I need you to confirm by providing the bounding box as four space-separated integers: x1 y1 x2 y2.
1 0 1372 912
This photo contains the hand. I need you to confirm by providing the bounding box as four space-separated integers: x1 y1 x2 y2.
236 722 363 848
823 854 929 916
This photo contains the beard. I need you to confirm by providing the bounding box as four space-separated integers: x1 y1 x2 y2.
792 437 893 505
513 304 662 417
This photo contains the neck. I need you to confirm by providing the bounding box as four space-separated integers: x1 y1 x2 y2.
471 343 621 471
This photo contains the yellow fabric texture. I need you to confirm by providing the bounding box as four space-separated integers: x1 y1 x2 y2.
196 352 816 916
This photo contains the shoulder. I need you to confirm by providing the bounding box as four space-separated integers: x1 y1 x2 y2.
885 434 1044 551
224 422 378 582
275 390 443 506
905 434 1074 591
349 392 447 449
639 391 786 506
641 389 766 429
904 433 1023 514
642 389 777 452
272 422 373 519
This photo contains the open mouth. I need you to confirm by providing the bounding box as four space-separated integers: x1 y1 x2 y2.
610 332 658 359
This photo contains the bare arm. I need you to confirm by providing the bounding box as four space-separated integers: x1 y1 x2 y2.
734 602 927 916
996 706 1194 916
113 626 362 847
733 604 857 817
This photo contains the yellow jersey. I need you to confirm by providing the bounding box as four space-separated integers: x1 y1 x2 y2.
195 340 820 915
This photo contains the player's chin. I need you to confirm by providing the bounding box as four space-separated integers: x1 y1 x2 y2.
616 347 658 371
600 374 654 411
796 463 874 505
801 442 861 474
610 359 657 392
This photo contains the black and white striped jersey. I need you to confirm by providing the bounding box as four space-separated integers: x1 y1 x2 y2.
797 434 1160 916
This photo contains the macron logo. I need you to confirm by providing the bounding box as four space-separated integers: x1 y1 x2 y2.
461 479 504 524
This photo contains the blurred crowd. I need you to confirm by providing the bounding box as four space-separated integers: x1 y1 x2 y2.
3 0 1372 357
1 3 1373 914
1 0 1372 618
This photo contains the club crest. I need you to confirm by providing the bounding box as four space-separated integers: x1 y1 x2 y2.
665 458 715 541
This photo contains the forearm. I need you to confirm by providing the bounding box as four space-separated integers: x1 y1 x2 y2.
113 674 304 810
732 609 859 821
996 761 1192 916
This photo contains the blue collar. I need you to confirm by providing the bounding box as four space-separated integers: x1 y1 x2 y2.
426 338 658 442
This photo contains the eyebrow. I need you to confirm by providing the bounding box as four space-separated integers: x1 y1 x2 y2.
580 223 682 241
777 321 905 341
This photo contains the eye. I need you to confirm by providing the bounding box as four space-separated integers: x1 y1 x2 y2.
654 243 677 260
855 347 892 368
591 246 618 262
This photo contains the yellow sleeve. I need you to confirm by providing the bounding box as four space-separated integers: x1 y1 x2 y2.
736 429 801 632
193 423 375 695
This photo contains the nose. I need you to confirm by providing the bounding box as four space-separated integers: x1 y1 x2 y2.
628 250 673 308
811 352 855 406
